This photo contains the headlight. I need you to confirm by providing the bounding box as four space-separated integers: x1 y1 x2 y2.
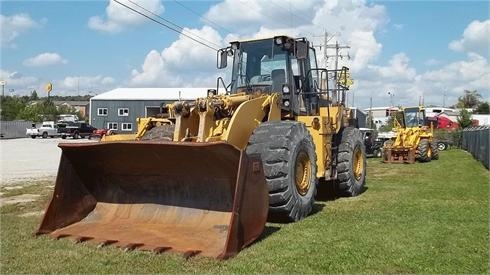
207 89 217 97
283 100 290 107
282 85 290 94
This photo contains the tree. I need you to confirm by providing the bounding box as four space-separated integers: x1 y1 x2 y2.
456 90 482 109
19 103 43 122
474 102 489 114
379 116 394 132
19 99 58 122
0 96 27 120
457 109 473 128
30 90 39 101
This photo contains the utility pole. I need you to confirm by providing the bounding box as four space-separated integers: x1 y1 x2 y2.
314 31 350 70
369 97 373 129
443 89 446 107
0 80 5 97
315 31 351 105
323 31 328 68
323 32 350 81
388 91 395 107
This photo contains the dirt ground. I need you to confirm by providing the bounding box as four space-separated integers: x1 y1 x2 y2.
0 137 95 185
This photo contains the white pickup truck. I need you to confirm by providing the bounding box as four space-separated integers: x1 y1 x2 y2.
26 121 61 139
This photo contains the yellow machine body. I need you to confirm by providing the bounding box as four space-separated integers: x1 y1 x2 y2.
38 35 366 259
383 106 436 163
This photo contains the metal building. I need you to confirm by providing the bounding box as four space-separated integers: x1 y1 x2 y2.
89 88 209 133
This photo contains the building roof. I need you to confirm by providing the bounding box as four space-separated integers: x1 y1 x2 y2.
90 88 213 101
364 107 399 111
53 100 89 106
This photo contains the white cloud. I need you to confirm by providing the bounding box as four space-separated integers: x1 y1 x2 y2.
367 53 416 80
0 70 39 94
88 0 164 33
0 70 117 96
353 53 489 108
60 75 116 91
128 0 489 110
23 53 68 67
393 23 404 30
130 25 224 87
419 53 489 95
348 30 382 72
311 0 387 72
424 59 441 66
204 0 323 35
449 19 490 56
130 0 388 89
206 0 387 72
1 13 41 47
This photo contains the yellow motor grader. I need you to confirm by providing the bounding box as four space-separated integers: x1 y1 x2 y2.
37 36 367 259
383 106 439 163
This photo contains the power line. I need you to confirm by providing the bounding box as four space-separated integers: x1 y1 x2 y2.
234 0 316 39
264 1 315 31
172 0 234 35
113 0 219 51
126 0 222 49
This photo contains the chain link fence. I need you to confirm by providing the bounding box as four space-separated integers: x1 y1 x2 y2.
462 126 489 169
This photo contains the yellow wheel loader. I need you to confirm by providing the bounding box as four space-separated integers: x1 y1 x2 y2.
383 106 439 163
37 36 367 259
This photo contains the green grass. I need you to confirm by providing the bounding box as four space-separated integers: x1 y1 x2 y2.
1 149 489 274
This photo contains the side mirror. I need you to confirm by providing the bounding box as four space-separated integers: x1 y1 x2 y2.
296 41 308 59
217 48 228 69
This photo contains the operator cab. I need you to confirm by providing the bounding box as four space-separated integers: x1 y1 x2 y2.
217 36 320 116
403 107 428 128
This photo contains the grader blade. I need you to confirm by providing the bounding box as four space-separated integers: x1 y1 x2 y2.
36 141 268 259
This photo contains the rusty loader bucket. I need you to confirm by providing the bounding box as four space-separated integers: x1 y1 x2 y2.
383 147 416 164
37 142 268 259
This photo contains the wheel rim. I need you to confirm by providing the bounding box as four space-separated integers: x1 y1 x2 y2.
353 147 364 181
438 143 445 151
295 151 311 196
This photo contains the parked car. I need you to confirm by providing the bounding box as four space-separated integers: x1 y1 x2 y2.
26 121 62 139
359 128 383 158
59 122 97 139
89 128 113 139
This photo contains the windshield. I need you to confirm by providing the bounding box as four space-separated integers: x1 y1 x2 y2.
404 107 425 127
231 39 289 92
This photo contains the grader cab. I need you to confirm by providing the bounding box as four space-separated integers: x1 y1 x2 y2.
38 36 367 259
383 106 440 163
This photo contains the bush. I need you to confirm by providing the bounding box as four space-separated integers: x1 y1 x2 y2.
434 129 462 148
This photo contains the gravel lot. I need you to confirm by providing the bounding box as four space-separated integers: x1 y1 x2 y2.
0 137 96 185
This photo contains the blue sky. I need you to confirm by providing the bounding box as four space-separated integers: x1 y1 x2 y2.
1 0 489 108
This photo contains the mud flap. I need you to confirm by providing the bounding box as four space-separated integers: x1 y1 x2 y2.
37 141 268 259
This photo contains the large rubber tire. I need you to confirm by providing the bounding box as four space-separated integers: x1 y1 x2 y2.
246 121 317 222
416 139 431 162
430 140 439 160
42 132 48 139
73 131 80 139
140 124 175 141
337 127 366 197
31 135 36 139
